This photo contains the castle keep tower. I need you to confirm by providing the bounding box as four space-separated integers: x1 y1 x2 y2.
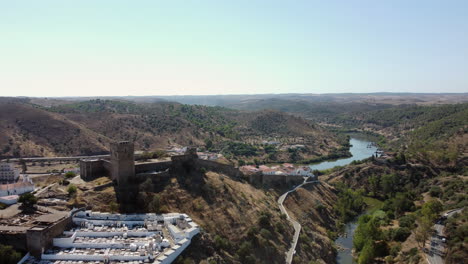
110 141 135 185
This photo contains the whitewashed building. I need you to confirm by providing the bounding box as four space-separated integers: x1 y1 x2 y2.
0 176 34 197
24 211 200 264
0 162 19 183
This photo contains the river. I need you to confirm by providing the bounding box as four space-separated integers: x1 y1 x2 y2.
309 138 378 171
309 137 378 264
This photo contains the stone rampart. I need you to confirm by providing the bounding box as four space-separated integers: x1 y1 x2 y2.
135 161 171 174
102 160 111 172
196 159 243 179
262 174 304 187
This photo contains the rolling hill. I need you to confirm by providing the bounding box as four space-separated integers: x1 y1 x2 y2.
0 98 343 160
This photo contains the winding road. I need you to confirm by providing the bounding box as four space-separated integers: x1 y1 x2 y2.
425 208 463 264
277 177 318 264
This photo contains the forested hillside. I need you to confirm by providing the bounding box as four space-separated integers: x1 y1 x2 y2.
317 103 468 264
0 98 343 161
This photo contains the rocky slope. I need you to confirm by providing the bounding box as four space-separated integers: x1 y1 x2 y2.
283 182 340 263
73 168 341 264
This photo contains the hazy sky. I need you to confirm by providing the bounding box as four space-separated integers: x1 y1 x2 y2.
1 0 467 96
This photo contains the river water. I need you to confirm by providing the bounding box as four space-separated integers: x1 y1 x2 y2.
309 138 377 171
309 137 378 264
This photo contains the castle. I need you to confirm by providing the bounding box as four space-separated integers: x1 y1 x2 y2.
80 141 243 184
80 141 305 194
80 141 136 185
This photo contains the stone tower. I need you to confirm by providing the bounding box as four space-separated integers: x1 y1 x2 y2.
110 141 135 185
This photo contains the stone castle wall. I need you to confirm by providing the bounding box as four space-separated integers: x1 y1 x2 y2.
196 159 243 180
249 173 304 187
102 160 111 172
80 142 303 190
135 161 171 174
80 159 107 181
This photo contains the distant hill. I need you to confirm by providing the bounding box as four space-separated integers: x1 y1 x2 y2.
122 93 468 106
0 98 110 157
0 98 342 159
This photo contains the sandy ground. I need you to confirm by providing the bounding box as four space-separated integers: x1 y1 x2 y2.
0 204 21 219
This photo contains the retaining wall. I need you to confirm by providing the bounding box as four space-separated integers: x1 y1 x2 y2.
26 215 72 258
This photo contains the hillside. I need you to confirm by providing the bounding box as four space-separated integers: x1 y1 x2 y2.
68 170 340 264
315 104 468 264
0 98 110 157
0 98 343 163
283 182 340 263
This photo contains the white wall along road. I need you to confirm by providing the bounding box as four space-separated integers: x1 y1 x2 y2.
277 177 318 264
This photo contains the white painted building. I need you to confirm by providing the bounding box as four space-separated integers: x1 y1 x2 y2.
0 176 34 197
290 168 314 177
0 162 19 183
255 165 315 178
24 211 200 264
0 194 19 205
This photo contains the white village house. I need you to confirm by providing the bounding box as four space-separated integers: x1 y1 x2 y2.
0 162 20 183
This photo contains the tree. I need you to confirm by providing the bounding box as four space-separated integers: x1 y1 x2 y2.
354 215 381 252
368 175 379 196
380 174 397 196
421 200 443 221
258 211 272 228
18 193 37 213
0 244 21 264
204 139 213 150
19 159 27 173
237 241 253 264
358 241 376 264
414 216 433 249
18 193 37 208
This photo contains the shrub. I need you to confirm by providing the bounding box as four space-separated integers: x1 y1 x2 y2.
429 186 442 197
398 214 416 229
237 241 253 263
64 171 76 179
315 202 326 211
389 243 401 257
258 211 272 228
67 185 77 195
214 235 230 250
393 227 411 242
259 228 272 239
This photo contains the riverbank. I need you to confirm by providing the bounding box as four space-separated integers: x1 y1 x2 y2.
334 197 384 264
277 137 379 263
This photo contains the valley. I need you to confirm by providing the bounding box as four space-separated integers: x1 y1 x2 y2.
0 95 466 264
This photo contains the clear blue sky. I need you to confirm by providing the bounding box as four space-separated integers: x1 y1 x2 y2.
1 0 467 96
